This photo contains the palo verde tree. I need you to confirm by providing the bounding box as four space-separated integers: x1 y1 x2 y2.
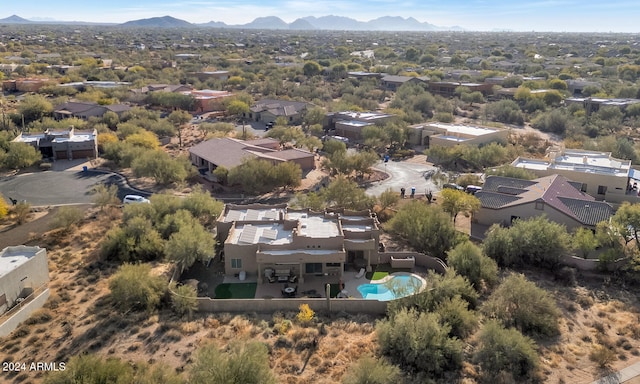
439 189 481 224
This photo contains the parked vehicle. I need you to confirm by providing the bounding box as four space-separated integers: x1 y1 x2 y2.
442 183 464 191
122 195 150 204
465 185 482 194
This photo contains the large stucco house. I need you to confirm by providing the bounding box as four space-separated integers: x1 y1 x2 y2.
216 204 381 283
473 175 614 237
511 148 640 204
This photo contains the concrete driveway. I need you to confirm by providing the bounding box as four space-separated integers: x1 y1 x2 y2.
0 170 147 207
365 160 440 197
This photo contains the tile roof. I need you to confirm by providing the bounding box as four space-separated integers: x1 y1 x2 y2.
477 175 612 226
250 99 308 116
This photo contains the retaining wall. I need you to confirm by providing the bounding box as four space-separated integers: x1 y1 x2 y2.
0 288 50 337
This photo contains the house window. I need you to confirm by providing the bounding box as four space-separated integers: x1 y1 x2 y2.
581 183 587 192
535 201 544 210
597 185 607 195
231 258 242 269
326 263 340 267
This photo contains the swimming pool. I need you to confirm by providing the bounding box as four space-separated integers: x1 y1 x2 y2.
357 273 425 301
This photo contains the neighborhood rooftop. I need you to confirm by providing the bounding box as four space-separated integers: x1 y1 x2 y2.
512 149 631 177
0 246 42 279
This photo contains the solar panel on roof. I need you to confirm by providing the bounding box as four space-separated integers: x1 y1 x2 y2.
264 210 279 220
238 225 258 244
262 228 278 240
245 209 261 221
226 210 242 222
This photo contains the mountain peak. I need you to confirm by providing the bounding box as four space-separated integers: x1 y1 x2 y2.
0 14 32 24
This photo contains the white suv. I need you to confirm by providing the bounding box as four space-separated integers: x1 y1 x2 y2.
122 195 150 204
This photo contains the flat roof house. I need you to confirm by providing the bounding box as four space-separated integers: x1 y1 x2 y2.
13 126 98 160
564 97 640 115
473 175 614 237
217 204 380 284
428 81 493 98
0 246 50 336
408 122 509 147
326 111 395 141
511 148 639 204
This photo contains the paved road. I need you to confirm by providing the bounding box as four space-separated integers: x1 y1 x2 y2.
365 160 440 197
0 170 148 206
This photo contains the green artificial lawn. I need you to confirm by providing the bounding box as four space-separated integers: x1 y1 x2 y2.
371 271 389 280
214 283 257 299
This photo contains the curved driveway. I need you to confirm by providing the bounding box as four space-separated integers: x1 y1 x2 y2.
365 160 440 197
0 170 148 206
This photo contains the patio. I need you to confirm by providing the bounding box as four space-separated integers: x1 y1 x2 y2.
180 261 428 300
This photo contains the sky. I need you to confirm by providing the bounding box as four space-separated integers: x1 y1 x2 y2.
4 0 640 32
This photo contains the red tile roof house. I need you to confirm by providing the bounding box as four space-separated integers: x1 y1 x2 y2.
189 137 315 178
471 174 614 238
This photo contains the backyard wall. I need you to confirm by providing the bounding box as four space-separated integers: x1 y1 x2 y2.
196 297 387 315
378 252 447 274
561 255 628 272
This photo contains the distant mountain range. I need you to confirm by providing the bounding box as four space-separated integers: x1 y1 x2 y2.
0 14 462 31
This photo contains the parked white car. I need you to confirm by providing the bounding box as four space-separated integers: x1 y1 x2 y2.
122 195 150 204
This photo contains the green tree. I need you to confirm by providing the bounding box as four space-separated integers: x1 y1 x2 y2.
439 188 481 224
168 109 192 147
611 202 640 251
377 308 463 377
447 241 498 290
461 91 484 106
172 283 198 319
3 142 41 169
101 216 164 262
573 227 599 258
180 186 224 227
321 176 374 210
109 263 166 312
303 61 322 77
485 165 535 180
483 216 571 269
131 150 193 185
92 183 119 210
342 355 401 384
388 201 463 258
482 273 561 337
49 206 84 232
17 94 53 125
190 342 277 384
474 320 539 381
378 188 400 211
125 130 160 149
227 99 250 139
165 221 215 273
227 158 302 195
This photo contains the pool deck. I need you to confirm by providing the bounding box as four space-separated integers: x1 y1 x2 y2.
223 270 427 300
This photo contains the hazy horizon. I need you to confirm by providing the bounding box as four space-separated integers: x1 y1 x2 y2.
3 0 640 32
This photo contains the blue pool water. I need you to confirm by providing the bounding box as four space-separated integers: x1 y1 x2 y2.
357 275 423 301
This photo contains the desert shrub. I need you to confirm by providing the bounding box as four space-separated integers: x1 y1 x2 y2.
49 206 84 232
483 216 571 270
342 355 402 384
388 201 464 258
434 295 478 338
12 202 31 225
109 263 166 312
171 284 198 318
447 241 498 290
296 304 315 325
474 320 539 381
377 308 463 377
190 342 276 384
589 345 617 369
482 273 561 337
390 269 479 316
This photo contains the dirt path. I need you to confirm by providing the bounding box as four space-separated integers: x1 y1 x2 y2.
0 208 59 249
